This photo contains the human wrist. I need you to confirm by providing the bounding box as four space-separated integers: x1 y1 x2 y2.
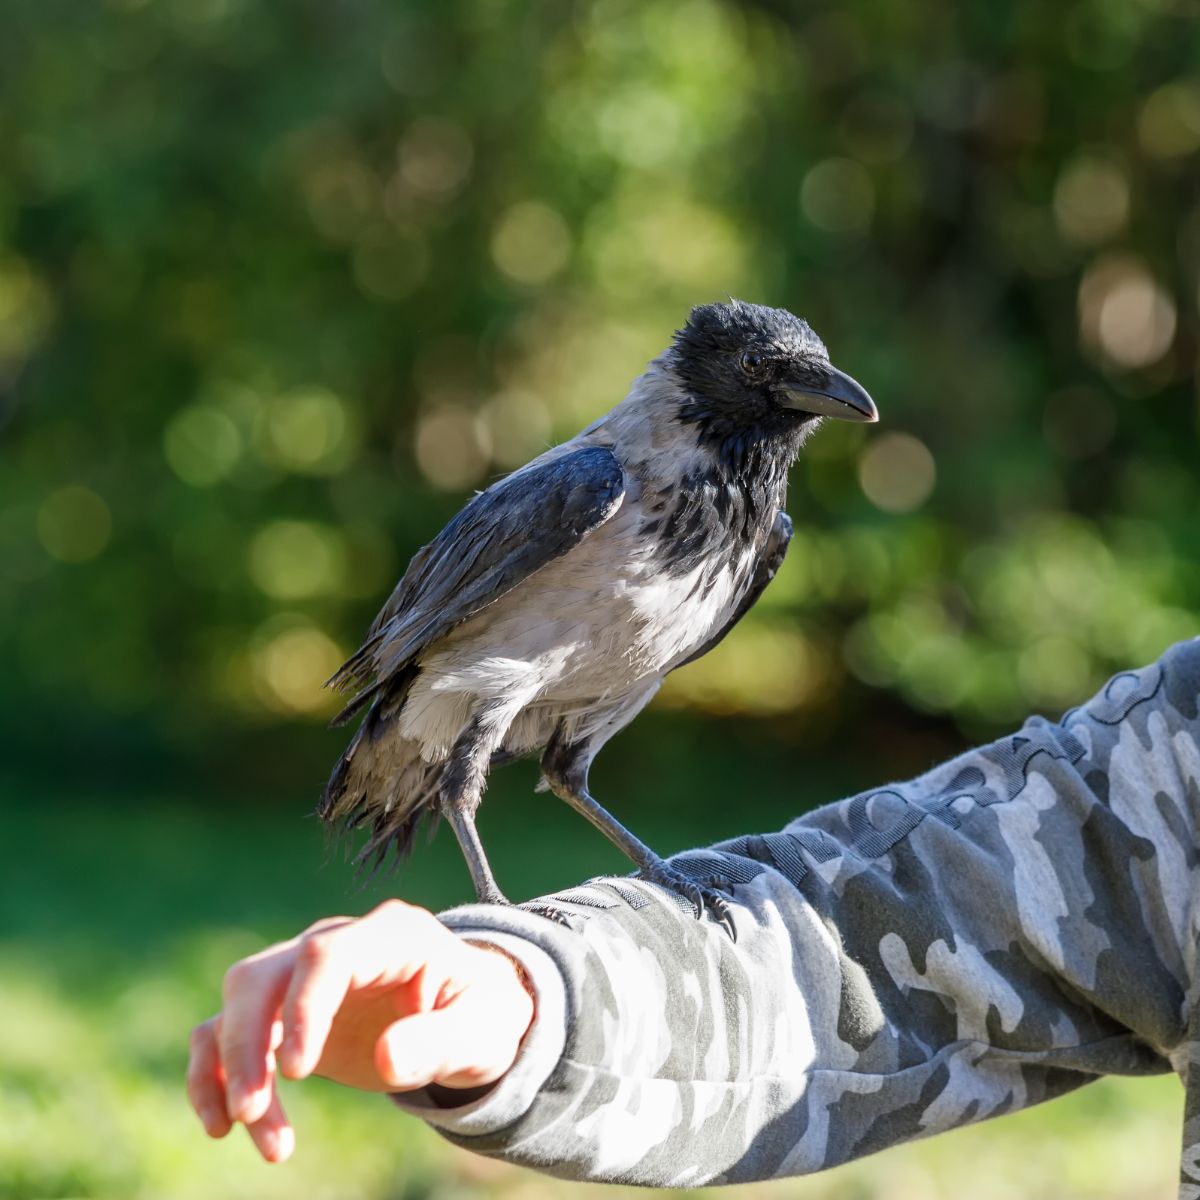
391 926 568 1132
465 939 537 1044
418 941 535 1107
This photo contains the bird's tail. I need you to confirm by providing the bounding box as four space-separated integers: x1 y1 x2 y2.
319 670 444 870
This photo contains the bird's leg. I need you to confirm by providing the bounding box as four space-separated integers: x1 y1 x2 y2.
540 736 736 939
440 717 510 906
444 805 509 905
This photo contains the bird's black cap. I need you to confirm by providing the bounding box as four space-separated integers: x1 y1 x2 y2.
670 299 877 446
675 299 829 363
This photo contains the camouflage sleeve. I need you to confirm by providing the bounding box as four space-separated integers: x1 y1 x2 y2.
394 637 1200 1189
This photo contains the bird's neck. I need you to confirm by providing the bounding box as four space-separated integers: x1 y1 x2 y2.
602 362 802 492
695 423 802 501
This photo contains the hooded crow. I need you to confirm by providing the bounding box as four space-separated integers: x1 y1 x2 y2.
321 300 877 931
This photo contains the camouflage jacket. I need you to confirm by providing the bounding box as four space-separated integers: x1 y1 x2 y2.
395 637 1200 1194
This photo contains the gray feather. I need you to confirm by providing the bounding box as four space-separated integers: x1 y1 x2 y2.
329 445 626 705
672 510 793 670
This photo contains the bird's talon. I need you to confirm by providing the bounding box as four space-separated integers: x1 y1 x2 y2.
522 903 573 928
638 862 738 941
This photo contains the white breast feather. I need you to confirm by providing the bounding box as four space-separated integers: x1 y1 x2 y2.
394 364 764 759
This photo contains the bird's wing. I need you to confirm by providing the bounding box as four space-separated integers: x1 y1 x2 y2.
671 510 793 671
328 445 625 713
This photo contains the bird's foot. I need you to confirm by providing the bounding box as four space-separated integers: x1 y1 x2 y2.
636 859 737 941
521 902 574 928
471 882 574 927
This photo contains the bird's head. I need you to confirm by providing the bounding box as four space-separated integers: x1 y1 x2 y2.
667 300 877 466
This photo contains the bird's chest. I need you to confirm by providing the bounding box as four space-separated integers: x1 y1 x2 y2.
607 475 777 668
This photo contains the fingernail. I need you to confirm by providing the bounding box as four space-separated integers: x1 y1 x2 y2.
226 1084 249 1119
278 1042 304 1078
228 1083 265 1122
278 1127 295 1161
261 1127 295 1163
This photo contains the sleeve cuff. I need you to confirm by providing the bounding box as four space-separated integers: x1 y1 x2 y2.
389 925 568 1137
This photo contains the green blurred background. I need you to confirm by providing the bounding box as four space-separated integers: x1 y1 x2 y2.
3 0 1198 1196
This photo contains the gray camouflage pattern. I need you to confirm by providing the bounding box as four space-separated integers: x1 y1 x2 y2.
412 637 1200 1192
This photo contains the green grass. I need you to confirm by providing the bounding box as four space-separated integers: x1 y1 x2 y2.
2 773 1182 1200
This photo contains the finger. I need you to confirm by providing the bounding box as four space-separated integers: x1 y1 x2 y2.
187 1018 233 1138
244 1075 296 1164
277 929 352 1080
219 945 297 1124
375 1005 504 1092
280 902 462 1079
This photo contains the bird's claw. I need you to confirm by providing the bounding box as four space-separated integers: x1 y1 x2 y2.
638 862 737 941
521 902 574 928
697 875 739 942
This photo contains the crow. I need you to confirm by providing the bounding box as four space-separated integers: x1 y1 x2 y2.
321 300 877 930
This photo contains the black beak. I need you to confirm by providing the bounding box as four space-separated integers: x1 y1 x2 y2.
775 364 878 423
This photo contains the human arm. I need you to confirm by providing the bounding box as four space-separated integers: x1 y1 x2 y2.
404 637 1200 1185
190 638 1200 1185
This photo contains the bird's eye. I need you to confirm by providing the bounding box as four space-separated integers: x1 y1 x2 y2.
740 350 765 376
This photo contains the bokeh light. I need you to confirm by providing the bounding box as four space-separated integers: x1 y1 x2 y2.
395 117 473 203
163 405 242 486
250 617 345 715
584 192 750 301
800 158 875 236
1078 254 1177 369
303 155 378 242
661 623 825 715
247 520 347 601
414 406 491 490
491 202 572 286
0 256 55 368
1137 80 1200 158
597 87 689 170
352 228 430 303
36 487 112 563
858 433 937 514
1017 635 1092 709
1053 153 1129 245
482 389 553 468
255 388 359 476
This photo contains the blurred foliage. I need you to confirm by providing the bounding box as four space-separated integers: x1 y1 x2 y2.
3 0 1200 771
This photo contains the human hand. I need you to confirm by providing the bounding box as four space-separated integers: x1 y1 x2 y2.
186 899 535 1162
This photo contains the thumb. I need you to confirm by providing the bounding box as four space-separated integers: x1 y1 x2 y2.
375 1003 513 1092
